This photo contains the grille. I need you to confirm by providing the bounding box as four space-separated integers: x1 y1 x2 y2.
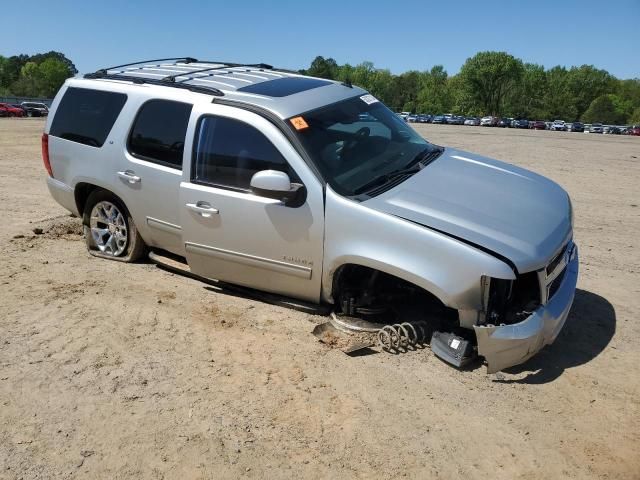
540 241 573 303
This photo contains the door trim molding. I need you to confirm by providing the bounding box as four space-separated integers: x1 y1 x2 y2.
185 242 312 280
147 217 182 235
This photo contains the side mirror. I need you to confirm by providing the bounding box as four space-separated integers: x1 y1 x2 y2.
250 170 306 207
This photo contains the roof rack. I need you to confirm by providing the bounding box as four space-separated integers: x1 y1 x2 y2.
83 58 300 97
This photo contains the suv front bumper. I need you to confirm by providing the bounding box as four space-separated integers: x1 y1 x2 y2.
473 245 579 373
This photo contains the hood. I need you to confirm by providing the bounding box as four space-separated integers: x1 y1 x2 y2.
364 148 572 272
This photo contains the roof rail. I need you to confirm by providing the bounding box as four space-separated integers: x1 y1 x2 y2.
163 62 274 83
84 57 226 96
84 57 199 79
82 58 303 97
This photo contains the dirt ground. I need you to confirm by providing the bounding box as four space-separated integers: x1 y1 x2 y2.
1 118 639 479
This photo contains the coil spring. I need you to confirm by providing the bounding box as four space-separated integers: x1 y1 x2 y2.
377 322 429 352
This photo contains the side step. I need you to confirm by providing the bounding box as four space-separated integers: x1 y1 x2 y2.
147 249 330 316
148 249 191 274
430 331 477 368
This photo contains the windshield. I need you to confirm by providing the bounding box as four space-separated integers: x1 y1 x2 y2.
289 95 438 196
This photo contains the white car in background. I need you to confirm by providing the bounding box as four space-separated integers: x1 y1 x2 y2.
550 120 566 131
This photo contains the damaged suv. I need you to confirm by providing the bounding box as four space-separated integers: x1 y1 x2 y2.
43 58 578 372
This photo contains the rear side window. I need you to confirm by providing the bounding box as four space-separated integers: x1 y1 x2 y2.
50 87 127 147
193 116 293 190
128 100 192 169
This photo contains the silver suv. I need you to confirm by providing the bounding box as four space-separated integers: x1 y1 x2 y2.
43 58 578 372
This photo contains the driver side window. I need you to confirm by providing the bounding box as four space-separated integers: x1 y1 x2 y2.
192 115 295 191
128 99 193 169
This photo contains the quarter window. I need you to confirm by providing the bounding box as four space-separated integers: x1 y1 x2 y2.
193 116 293 190
49 87 127 147
128 100 193 169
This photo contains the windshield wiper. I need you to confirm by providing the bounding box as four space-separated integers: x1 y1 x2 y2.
353 146 445 195
410 146 444 168
353 164 422 195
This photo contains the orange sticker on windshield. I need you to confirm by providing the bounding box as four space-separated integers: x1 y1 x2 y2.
290 116 309 130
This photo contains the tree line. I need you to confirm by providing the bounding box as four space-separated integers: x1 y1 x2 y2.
2 50 639 124
302 52 640 125
0 51 77 98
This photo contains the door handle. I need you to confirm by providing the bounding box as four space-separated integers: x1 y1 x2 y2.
186 202 219 217
117 170 141 184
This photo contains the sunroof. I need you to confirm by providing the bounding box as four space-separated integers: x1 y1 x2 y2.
237 77 332 97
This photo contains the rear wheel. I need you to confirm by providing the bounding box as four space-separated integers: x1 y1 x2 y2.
27 111 33 117
83 190 145 262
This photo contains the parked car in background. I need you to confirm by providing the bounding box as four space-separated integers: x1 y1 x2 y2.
11 104 28 115
464 117 480 126
0 103 26 117
590 123 604 134
407 114 419 123
566 122 584 132
448 115 464 125
583 123 592 133
20 102 49 117
480 116 498 126
625 125 640 136
498 118 512 127
605 126 622 135
511 119 529 129
550 120 566 131
529 120 546 130
432 114 447 124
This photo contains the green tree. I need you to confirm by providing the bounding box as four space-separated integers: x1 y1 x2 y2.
37 58 72 97
629 107 640 124
306 56 338 79
506 63 547 118
458 51 524 115
565 65 616 119
581 94 627 124
416 66 453 114
544 66 576 120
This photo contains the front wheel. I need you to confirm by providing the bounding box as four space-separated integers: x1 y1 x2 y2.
83 190 145 262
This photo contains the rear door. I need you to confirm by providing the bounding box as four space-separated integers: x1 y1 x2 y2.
119 99 193 255
179 104 325 302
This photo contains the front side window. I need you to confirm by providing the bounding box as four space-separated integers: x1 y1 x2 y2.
50 87 127 147
289 95 439 197
128 100 192 169
193 116 294 191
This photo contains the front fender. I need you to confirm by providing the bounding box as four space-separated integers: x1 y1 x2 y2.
322 187 515 313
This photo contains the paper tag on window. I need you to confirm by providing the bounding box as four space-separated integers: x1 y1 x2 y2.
290 116 309 130
360 94 378 105
450 339 461 349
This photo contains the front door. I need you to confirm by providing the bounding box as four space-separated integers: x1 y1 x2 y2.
180 106 324 302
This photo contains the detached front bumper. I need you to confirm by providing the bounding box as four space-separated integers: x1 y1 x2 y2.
474 245 579 373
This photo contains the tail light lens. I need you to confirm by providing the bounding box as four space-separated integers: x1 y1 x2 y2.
41 133 53 177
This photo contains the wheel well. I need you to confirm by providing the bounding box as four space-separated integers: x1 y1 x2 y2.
331 264 458 325
74 183 103 217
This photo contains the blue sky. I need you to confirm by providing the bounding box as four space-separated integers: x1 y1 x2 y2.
2 0 639 78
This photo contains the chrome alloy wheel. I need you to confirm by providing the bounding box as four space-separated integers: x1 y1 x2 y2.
89 201 128 256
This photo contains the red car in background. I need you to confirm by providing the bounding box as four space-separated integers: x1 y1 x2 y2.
529 120 546 130
625 125 640 136
0 103 25 117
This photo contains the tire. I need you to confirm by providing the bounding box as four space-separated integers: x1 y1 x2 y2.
27 111 33 117
82 190 146 262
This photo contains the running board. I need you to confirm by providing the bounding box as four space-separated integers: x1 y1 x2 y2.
147 249 330 316
148 250 191 274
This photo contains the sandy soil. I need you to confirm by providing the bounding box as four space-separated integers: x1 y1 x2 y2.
1 118 639 479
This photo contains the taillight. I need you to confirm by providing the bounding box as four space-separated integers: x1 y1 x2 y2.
41 133 53 177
